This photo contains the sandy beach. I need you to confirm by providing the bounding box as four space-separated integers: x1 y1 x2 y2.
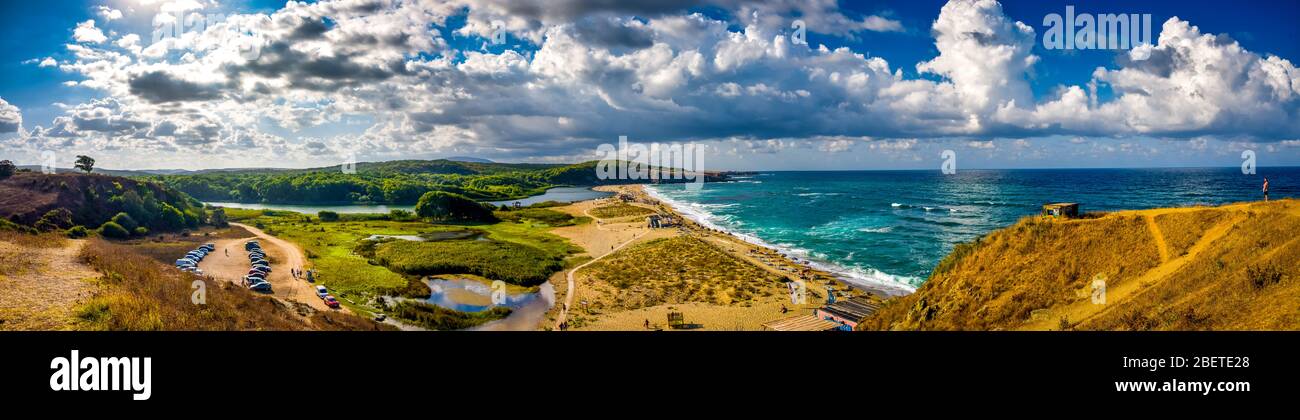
542 184 884 331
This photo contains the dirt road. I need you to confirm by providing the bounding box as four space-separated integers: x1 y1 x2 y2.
0 239 98 330
200 223 337 313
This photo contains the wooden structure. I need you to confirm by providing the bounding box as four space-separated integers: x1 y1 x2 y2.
813 296 882 330
1041 202 1079 218
762 315 841 331
667 312 686 329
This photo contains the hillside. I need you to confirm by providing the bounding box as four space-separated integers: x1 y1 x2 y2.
0 172 208 233
144 159 730 205
862 199 1300 331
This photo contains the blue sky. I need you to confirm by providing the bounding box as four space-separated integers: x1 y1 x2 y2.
0 0 1297 170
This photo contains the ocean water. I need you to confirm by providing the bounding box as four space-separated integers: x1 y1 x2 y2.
647 167 1299 293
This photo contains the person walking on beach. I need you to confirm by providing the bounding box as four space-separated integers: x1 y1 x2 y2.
1262 177 1270 201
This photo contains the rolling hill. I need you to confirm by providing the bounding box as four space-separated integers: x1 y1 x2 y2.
861 199 1300 331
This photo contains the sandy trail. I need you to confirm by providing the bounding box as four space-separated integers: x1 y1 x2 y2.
200 223 337 313
1019 209 1244 330
0 239 98 330
553 204 652 329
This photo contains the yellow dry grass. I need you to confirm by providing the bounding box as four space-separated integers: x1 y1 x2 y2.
864 199 1300 331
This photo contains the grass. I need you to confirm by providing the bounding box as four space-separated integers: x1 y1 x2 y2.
494 208 588 227
229 208 581 314
588 203 655 219
374 239 564 286
576 235 787 311
1154 209 1226 257
248 217 415 310
865 200 1300 331
74 239 385 330
862 214 1162 331
1084 201 1300 330
389 300 511 330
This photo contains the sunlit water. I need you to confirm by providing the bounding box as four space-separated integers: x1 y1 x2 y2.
648 167 1298 293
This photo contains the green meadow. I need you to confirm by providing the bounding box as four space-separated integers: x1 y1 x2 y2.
224 207 584 323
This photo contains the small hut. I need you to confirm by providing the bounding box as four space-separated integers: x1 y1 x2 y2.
1041 203 1079 218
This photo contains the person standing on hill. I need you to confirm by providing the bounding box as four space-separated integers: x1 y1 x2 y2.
1263 177 1270 201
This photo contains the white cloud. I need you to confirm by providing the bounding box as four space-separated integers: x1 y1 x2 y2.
17 0 1300 167
861 15 904 32
73 20 108 44
96 6 123 21
0 98 23 133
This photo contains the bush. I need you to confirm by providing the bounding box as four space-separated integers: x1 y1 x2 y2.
0 160 14 179
159 204 185 231
110 212 139 232
66 226 89 238
133 227 149 236
389 209 413 221
35 208 75 232
374 239 563 286
390 300 511 330
318 211 340 222
414 191 498 223
1246 264 1284 289
98 221 130 239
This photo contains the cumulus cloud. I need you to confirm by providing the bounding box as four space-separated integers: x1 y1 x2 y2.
16 0 1300 167
73 20 108 44
96 6 123 21
0 98 21 133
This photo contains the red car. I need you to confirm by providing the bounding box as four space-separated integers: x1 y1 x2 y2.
322 295 340 309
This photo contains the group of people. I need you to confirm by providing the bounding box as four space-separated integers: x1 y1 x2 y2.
291 267 316 282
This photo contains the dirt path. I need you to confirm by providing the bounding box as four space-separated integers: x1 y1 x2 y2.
1020 210 1243 330
200 223 337 313
0 239 98 330
553 205 652 330
1145 215 1171 263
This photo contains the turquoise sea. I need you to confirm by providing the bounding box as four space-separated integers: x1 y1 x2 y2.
647 167 1298 293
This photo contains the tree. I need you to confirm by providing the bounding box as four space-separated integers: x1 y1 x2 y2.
414 191 497 223
318 210 340 222
0 160 15 179
209 207 229 227
74 155 95 173
159 203 185 230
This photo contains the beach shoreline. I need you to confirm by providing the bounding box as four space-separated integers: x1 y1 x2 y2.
639 183 915 298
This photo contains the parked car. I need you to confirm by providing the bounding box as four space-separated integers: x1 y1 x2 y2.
322 295 340 308
248 281 272 292
315 286 328 298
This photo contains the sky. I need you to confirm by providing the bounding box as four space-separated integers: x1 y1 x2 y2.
0 0 1298 171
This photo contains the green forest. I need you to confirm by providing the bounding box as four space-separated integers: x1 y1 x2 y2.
144 160 565 204
142 159 720 204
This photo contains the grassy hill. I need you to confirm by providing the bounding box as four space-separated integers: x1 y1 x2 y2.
143 159 730 205
0 172 208 233
862 199 1300 331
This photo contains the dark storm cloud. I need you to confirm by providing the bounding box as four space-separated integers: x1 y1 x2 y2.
229 42 406 92
128 71 225 103
572 17 654 49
